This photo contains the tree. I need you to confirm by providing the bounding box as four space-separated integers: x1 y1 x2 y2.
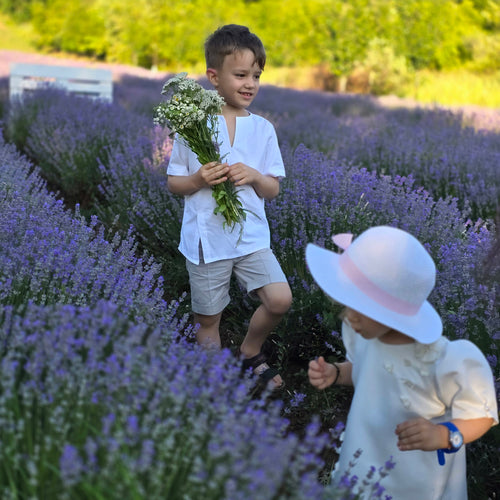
31 0 106 56
0 0 36 22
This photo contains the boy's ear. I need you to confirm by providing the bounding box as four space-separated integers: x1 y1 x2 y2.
206 68 218 86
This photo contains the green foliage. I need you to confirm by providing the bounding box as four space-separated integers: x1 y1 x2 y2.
463 32 500 70
0 0 34 22
96 0 233 69
31 0 107 56
361 38 412 96
2 0 495 81
473 0 500 30
395 0 477 69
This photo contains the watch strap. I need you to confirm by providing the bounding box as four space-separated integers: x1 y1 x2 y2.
436 422 462 466
439 421 460 435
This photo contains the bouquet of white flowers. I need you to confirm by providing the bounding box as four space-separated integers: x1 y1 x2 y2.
154 72 247 237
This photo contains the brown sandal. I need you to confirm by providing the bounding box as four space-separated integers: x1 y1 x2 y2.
238 349 285 393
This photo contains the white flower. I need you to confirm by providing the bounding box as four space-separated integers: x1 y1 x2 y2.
154 73 225 132
154 72 248 238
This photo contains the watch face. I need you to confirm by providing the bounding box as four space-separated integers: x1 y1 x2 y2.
450 431 463 449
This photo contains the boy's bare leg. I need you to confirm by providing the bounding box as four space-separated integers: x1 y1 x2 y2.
239 282 292 385
194 312 223 349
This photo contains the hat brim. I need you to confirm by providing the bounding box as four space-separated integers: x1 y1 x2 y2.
306 244 442 344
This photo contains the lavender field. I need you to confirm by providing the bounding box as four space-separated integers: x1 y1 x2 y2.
0 58 499 499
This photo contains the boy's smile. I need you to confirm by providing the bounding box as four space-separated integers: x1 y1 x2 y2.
207 49 262 115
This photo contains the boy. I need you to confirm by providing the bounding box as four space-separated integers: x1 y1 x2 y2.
167 24 292 391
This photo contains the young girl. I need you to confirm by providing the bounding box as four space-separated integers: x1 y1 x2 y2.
306 226 498 500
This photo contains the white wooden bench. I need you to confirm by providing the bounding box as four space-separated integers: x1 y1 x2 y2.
9 63 113 102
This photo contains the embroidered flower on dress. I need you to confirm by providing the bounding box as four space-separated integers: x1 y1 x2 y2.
400 396 411 408
384 362 394 374
414 337 446 363
410 337 446 376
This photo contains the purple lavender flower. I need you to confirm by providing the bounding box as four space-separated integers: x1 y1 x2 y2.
60 444 84 487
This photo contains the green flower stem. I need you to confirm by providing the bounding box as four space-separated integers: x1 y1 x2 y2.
179 124 248 234
212 181 246 228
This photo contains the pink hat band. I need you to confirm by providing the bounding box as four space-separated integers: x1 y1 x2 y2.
306 226 443 343
339 253 421 316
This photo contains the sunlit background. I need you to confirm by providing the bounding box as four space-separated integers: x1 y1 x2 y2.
2 0 500 106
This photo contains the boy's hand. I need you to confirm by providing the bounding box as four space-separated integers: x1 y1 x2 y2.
308 356 336 390
226 162 258 186
227 162 280 199
395 417 448 451
199 161 229 186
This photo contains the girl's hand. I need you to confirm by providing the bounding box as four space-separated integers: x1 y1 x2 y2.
308 356 337 390
395 417 448 451
199 161 229 186
397 417 495 452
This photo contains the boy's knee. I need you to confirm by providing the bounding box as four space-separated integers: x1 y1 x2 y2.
194 312 222 329
264 284 292 315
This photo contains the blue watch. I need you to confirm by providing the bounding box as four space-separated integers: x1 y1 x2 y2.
437 422 464 466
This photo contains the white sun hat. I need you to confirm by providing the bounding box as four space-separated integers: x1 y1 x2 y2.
306 226 442 344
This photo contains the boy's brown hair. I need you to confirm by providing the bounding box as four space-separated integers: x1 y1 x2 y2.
205 24 266 71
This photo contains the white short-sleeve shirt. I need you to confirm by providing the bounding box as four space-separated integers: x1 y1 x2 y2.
333 322 498 500
167 113 285 264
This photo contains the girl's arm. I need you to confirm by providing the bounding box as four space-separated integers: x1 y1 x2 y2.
308 356 353 389
395 416 495 452
454 417 497 444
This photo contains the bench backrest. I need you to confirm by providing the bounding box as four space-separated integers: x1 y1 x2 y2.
9 63 113 102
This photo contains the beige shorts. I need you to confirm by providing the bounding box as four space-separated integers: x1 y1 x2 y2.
186 247 287 316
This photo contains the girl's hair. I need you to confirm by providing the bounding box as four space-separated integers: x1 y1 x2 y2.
205 24 266 70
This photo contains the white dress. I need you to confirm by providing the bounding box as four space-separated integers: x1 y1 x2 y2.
332 322 498 500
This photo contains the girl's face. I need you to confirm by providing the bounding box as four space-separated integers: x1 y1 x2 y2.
344 308 392 340
207 49 262 114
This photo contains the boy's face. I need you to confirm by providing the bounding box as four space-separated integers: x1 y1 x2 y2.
207 49 262 113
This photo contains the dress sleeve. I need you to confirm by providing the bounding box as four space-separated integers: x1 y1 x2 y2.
166 136 191 176
436 339 498 423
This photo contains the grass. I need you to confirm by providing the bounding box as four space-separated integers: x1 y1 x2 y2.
263 65 500 109
406 68 500 108
0 13 37 52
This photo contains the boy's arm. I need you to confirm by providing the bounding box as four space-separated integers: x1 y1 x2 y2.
395 416 495 452
251 172 280 200
226 162 280 200
167 161 229 196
